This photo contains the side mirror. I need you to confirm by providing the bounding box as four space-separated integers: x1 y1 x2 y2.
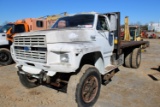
109 15 117 31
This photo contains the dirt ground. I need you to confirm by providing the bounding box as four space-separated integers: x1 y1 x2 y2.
0 39 160 107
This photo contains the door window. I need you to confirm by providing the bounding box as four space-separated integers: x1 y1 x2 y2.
36 21 43 27
14 24 25 33
97 16 109 30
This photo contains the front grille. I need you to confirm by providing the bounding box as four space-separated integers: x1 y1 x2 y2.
14 35 47 63
14 35 46 47
15 49 46 63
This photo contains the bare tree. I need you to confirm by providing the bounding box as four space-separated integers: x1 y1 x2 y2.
2 21 9 25
136 21 141 26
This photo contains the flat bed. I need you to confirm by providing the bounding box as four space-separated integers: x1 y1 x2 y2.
120 41 149 49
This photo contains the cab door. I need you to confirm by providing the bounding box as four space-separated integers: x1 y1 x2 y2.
0 24 14 44
0 32 8 45
95 15 114 68
95 12 120 72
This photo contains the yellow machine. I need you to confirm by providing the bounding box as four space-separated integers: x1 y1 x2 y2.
123 16 142 41
123 17 148 51
129 26 142 41
124 16 131 41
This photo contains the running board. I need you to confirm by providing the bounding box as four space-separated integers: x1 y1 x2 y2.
103 69 117 85
105 65 118 72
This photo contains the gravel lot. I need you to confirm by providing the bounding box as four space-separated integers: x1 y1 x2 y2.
0 39 160 107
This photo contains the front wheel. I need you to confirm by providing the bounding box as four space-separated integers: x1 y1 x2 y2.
0 48 13 65
67 65 101 107
18 73 40 88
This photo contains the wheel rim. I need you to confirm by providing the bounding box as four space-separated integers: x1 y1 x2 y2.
0 52 9 62
82 75 98 103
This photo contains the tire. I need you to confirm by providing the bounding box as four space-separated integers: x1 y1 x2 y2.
67 65 101 107
124 51 132 68
0 48 13 65
18 73 40 88
131 48 141 68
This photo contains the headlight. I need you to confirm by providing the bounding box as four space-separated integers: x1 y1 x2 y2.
60 53 69 63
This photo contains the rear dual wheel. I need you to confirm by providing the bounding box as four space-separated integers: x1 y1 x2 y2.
124 51 132 68
124 48 141 69
132 48 141 68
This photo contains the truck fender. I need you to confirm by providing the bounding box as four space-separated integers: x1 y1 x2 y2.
94 57 104 74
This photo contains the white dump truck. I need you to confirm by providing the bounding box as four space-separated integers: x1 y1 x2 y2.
11 12 148 107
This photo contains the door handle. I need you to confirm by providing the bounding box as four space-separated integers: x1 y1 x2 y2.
2 35 5 36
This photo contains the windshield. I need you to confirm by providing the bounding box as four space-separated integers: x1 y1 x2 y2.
130 27 140 37
0 24 14 33
51 14 94 28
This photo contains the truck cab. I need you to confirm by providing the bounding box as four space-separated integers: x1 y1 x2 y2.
7 18 49 42
0 18 51 65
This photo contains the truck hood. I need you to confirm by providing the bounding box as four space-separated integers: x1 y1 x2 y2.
15 28 96 43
